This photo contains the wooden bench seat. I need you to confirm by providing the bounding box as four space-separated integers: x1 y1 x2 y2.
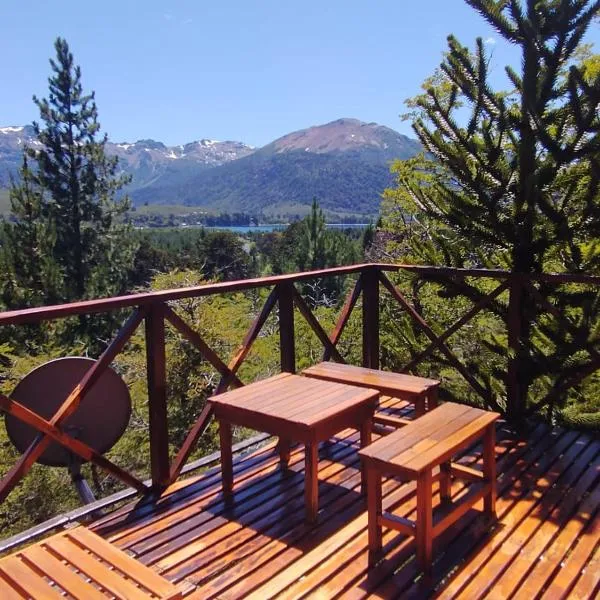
0 526 182 599
302 362 440 425
359 401 500 573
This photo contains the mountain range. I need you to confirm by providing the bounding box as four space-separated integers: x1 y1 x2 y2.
0 118 421 217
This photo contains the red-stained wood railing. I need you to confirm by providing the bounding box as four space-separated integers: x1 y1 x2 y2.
0 263 599 510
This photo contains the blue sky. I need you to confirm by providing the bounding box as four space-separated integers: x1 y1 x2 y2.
1 1 598 147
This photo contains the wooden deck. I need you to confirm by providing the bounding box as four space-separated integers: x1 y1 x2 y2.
88 397 599 599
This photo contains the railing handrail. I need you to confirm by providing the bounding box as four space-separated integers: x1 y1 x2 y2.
2 262 599 326
0 263 373 325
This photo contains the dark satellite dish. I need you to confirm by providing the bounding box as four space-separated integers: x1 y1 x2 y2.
5 357 131 504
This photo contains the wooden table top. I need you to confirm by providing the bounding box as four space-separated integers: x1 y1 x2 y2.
302 362 439 397
209 372 379 429
359 401 500 476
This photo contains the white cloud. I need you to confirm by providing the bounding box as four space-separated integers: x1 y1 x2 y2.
484 37 497 45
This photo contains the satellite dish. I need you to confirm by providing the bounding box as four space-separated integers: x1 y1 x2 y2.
5 357 131 504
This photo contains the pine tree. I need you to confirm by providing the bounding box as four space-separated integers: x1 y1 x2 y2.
300 198 327 271
383 0 600 419
5 37 135 305
2 156 62 308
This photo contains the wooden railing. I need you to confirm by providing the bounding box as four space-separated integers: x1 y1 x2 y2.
0 263 599 506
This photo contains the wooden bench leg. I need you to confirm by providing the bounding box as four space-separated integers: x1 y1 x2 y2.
305 442 319 523
483 423 497 518
360 416 373 495
416 470 433 574
427 387 438 411
367 466 383 564
440 461 452 504
219 420 233 501
277 437 291 468
415 398 426 418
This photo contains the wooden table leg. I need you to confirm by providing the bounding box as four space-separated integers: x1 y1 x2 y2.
367 466 383 565
305 442 319 523
219 420 233 500
416 469 433 574
440 461 452 504
277 437 291 468
483 423 497 518
360 416 373 494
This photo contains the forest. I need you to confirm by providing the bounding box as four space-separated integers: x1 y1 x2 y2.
0 0 599 537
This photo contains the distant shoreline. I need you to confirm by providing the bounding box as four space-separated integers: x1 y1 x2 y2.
189 223 370 233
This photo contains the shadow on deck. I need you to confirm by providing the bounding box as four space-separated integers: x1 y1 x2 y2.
89 398 599 599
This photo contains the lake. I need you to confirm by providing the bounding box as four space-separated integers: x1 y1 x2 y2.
202 223 370 233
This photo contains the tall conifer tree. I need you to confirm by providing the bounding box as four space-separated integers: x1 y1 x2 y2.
2 156 61 308
4 37 135 306
383 0 600 419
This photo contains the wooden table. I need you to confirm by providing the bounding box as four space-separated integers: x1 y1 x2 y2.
302 361 440 423
210 372 379 523
359 401 500 573
0 527 182 599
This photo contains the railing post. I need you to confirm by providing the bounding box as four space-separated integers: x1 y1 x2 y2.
145 303 170 488
278 282 296 373
506 274 523 420
362 266 380 369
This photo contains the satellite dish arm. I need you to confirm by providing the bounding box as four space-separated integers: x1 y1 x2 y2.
68 458 96 505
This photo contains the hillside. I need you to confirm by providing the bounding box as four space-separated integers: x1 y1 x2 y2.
0 119 420 217
0 126 253 190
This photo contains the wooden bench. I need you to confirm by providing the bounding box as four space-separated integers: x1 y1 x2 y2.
0 526 182 599
358 401 500 573
302 362 440 428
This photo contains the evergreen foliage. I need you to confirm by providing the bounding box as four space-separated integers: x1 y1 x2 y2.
195 230 252 281
2 38 135 308
1 156 62 308
382 0 600 419
299 198 328 271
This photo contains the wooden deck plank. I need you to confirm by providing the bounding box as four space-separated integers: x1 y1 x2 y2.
122 439 309 552
187 461 367 597
272 439 499 600
91 438 280 539
433 429 587 600
156 435 363 575
539 503 600 600
370 425 574 599
127 430 358 561
568 543 599 600
516 481 600 600
77 420 598 600
99 439 287 544
493 441 600 598
210 429 516 600
303 424 544 599
447 433 594 600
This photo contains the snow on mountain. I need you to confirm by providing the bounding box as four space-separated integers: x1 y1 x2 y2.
0 126 25 134
0 127 254 188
